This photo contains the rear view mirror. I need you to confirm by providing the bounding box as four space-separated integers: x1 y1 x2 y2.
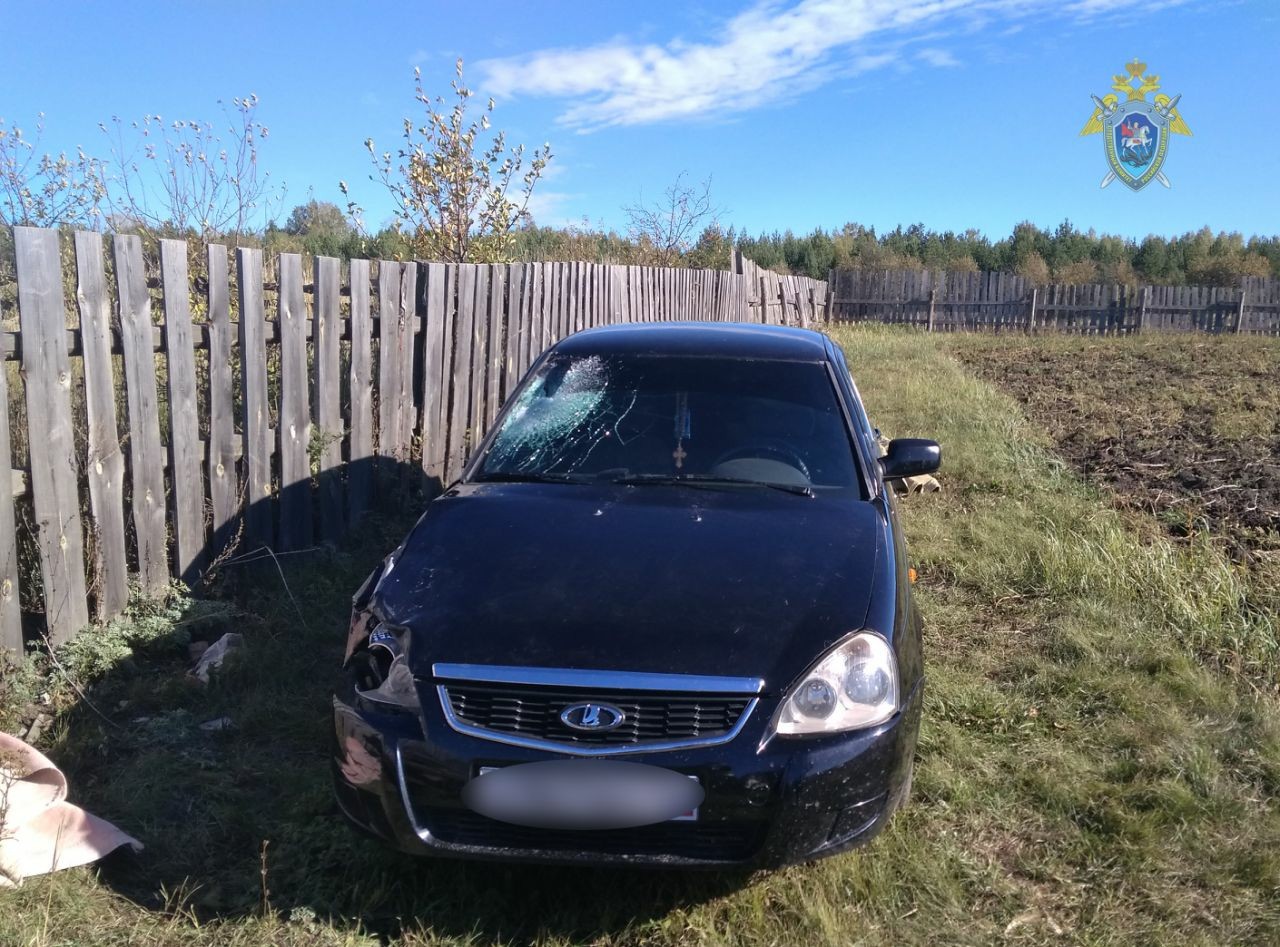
879 438 941 480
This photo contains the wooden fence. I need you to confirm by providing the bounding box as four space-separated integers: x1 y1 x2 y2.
827 268 1280 334
0 227 828 651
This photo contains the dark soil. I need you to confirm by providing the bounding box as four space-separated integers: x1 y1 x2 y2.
952 334 1280 566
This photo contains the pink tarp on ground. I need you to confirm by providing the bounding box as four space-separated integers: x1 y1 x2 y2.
0 731 142 887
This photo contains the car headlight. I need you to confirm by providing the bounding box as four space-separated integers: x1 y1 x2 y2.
352 622 421 715
772 632 899 735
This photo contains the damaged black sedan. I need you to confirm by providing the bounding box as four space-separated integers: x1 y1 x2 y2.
334 322 940 867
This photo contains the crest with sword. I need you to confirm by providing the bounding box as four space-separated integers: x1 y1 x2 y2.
1080 59 1192 191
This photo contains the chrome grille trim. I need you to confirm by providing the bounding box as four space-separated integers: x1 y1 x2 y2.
438 686 758 756
431 663 765 695
433 664 763 755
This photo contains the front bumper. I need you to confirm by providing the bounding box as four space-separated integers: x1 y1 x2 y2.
333 677 922 868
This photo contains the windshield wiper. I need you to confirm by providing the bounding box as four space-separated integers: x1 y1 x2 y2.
475 471 591 485
610 473 814 497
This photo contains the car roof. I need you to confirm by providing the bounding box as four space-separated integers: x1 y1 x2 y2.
551 321 831 362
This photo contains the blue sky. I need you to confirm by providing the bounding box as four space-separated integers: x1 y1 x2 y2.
3 0 1277 241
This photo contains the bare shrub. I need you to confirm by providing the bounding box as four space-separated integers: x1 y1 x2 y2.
624 172 720 267
100 95 283 239
355 59 551 263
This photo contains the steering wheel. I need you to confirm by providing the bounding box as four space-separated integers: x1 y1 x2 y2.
711 442 811 480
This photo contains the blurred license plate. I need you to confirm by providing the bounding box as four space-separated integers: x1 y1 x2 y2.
478 766 700 821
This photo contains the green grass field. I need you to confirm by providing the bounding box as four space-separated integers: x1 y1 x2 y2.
2 326 1277 946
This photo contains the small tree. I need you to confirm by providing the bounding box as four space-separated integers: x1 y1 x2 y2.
284 199 350 239
1015 251 1051 284
100 95 282 238
624 172 719 267
356 59 551 263
0 114 107 228
685 223 736 270
1055 259 1099 284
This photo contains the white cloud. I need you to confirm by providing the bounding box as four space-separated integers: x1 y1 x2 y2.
476 0 1162 130
916 47 960 67
523 189 578 227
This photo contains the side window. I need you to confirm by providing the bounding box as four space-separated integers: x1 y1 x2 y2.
825 345 883 495
829 346 881 458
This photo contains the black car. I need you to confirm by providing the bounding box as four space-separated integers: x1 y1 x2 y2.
333 322 940 868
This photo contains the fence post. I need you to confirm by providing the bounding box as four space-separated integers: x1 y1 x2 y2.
1138 285 1150 333
1027 287 1038 334
927 287 937 332
1235 289 1247 334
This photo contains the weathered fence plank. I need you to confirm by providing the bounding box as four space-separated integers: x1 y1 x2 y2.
238 247 273 548
503 262 522 397
446 264 477 481
539 262 555 353
74 231 128 620
420 262 448 484
376 261 418 483
558 263 571 337
207 245 239 559
0 352 19 652
521 263 540 376
15 227 90 642
437 265 459 480
486 264 505 427
468 265 491 456
278 253 313 551
348 259 373 525
573 261 585 332
314 256 344 540
377 261 403 486
115 234 169 597
159 239 207 584
396 262 418 464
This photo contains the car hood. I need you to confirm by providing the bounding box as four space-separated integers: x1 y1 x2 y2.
372 483 885 693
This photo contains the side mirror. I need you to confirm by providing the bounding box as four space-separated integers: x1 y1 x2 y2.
879 438 941 480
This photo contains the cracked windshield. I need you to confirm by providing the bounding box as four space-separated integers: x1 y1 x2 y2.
477 353 860 492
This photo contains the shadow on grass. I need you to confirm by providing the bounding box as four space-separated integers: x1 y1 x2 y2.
39 468 753 945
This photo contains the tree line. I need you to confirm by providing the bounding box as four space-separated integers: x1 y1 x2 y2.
732 221 1280 286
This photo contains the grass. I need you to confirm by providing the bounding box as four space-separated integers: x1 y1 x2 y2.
1 325 1277 945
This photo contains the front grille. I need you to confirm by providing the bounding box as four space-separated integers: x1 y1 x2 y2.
441 682 752 747
421 807 765 862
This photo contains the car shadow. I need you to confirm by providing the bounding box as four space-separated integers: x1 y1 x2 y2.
34 463 759 944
